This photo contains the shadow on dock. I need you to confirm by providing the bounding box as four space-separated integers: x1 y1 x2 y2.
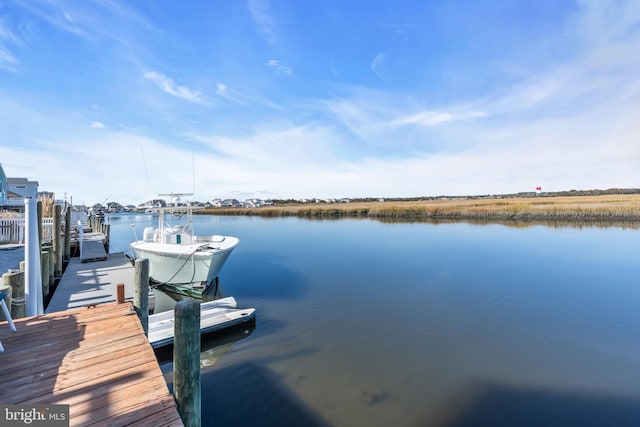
0 313 81 404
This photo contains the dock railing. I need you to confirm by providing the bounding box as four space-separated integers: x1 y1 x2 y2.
0 218 55 244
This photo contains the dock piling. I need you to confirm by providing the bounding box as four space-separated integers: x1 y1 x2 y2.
116 283 125 304
134 258 149 336
53 204 62 276
64 206 71 261
173 299 201 427
42 243 54 283
25 198 43 316
2 270 24 319
40 249 50 299
103 223 110 253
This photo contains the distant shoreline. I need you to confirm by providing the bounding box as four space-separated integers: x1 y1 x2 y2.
200 194 640 222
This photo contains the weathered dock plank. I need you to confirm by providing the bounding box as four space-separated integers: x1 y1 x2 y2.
0 302 183 427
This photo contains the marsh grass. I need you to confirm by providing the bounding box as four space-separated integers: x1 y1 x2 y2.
39 196 55 217
203 194 640 223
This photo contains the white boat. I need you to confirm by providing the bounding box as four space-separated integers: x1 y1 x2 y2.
130 202 239 287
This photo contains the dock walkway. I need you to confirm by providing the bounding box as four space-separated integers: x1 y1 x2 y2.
0 302 183 426
46 252 135 313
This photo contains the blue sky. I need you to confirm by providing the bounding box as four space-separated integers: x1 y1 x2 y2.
0 0 638 205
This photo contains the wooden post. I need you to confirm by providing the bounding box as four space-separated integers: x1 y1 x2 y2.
3 270 24 319
116 283 125 304
43 244 54 285
64 206 71 260
174 300 201 427
37 200 43 249
134 258 149 336
103 223 110 253
53 204 62 276
41 249 50 299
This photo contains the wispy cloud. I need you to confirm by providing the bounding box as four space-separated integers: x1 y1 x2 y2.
9 0 159 58
0 18 18 43
266 59 292 75
248 0 277 44
143 70 207 104
215 82 283 110
90 121 105 128
0 48 18 72
11 1 89 37
393 111 488 127
370 53 386 80
0 17 19 72
215 83 244 105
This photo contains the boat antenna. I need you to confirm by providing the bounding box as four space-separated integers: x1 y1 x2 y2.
192 150 196 203
140 145 152 193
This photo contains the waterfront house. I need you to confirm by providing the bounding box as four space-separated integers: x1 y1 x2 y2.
0 163 40 207
7 177 39 201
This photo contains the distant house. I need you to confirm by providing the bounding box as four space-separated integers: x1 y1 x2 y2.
7 178 39 199
243 199 265 208
221 199 241 207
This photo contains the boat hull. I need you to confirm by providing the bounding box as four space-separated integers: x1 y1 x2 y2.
130 237 239 286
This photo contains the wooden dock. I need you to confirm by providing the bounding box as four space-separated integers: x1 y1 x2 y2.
1 238 257 426
46 253 135 313
0 302 183 426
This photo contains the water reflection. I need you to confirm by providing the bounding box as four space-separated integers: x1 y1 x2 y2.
155 321 255 366
370 216 640 230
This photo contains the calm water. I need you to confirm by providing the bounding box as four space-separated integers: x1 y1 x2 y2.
43 215 640 425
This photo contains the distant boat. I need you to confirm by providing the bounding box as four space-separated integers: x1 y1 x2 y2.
130 201 239 288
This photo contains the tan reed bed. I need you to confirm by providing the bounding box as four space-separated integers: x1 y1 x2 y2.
202 194 640 222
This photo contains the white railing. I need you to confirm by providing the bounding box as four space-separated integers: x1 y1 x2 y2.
0 218 24 243
0 218 54 244
42 218 54 242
